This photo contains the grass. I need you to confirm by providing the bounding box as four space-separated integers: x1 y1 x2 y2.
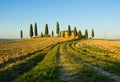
65 42 115 82
0 38 120 81
69 41 120 76
0 45 54 82
76 39 120 59
12 44 60 82
60 43 82 73
0 37 72 67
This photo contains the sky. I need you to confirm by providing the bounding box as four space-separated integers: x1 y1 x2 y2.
0 0 120 39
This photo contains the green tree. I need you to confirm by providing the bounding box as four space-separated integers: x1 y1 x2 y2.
56 22 60 36
45 24 49 35
68 25 71 37
52 30 54 37
20 30 23 39
78 30 82 39
74 27 77 38
30 24 33 38
85 29 88 39
41 32 43 38
91 29 94 38
34 22 38 37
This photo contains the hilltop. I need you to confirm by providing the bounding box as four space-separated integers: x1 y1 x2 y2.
0 37 120 82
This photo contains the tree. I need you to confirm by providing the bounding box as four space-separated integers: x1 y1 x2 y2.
56 22 60 36
30 24 33 38
34 22 38 37
68 25 71 37
20 30 23 39
85 29 88 39
52 30 54 37
45 24 49 35
91 29 94 38
78 30 82 39
41 32 43 38
74 27 77 38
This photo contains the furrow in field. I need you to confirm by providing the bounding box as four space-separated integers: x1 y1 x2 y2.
71 42 120 76
58 43 114 82
0 44 55 69
0 44 55 82
12 44 60 82
0 37 72 69
67 43 120 82
76 40 120 59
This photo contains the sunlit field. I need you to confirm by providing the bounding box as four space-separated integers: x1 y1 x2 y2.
76 39 120 59
0 38 120 82
0 37 72 68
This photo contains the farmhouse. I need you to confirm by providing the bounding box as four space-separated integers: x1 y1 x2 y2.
60 30 74 38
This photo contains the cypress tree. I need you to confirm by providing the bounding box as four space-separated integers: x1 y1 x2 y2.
56 22 60 36
20 30 23 39
85 29 88 39
52 30 54 37
68 25 71 37
34 22 38 37
41 32 43 38
30 24 33 38
91 29 94 38
45 24 49 35
74 27 77 38
78 30 82 39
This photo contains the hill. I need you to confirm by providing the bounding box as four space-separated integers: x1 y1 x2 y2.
0 38 19 42
0 38 120 82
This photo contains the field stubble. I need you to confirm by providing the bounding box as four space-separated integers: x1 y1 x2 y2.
0 38 120 82
0 37 71 68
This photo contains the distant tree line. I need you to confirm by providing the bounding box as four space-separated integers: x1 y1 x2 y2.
20 22 94 39
27 22 60 38
60 24 94 39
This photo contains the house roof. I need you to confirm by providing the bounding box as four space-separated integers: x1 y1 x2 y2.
60 30 74 32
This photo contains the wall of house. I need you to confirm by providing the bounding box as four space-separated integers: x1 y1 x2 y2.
60 31 74 38
64 32 68 37
60 32 63 37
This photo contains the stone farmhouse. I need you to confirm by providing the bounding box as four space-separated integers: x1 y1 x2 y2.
60 30 74 38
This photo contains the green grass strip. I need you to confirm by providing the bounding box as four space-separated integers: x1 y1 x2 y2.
69 42 120 76
12 45 60 82
66 43 115 82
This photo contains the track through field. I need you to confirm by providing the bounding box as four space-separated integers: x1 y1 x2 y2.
1 39 120 82
66 42 120 82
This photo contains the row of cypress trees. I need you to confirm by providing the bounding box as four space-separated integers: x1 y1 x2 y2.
20 23 38 39
30 23 38 38
20 22 60 39
62 25 94 39
20 22 94 39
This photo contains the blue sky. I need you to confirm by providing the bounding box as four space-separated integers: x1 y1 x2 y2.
0 0 120 39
